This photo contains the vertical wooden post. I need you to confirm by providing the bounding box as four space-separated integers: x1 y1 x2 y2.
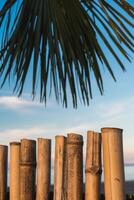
63 138 68 200
10 142 20 200
85 131 102 200
0 145 8 200
101 127 125 200
20 139 36 200
54 136 67 200
36 138 51 200
67 133 83 200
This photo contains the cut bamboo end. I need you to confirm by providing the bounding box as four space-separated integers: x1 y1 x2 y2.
102 127 125 200
20 139 36 164
0 145 8 200
85 131 102 200
10 142 20 200
20 139 36 200
67 133 83 200
54 136 67 200
10 142 21 145
36 138 51 200
67 133 83 145
101 127 123 133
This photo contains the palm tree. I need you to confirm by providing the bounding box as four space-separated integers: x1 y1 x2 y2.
0 0 133 107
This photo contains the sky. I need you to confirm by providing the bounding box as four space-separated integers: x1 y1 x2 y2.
0 1 134 166
0 58 134 164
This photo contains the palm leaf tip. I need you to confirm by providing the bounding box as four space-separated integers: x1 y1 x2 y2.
0 0 134 107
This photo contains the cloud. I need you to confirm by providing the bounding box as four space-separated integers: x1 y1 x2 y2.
0 125 134 165
98 97 134 118
0 127 54 145
0 96 41 109
0 95 134 165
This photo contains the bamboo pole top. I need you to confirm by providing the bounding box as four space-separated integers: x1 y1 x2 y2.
87 130 101 135
0 145 8 148
101 127 123 133
67 133 83 145
20 139 36 164
87 130 100 133
67 133 83 139
20 138 36 143
10 142 21 146
55 135 66 139
37 138 51 142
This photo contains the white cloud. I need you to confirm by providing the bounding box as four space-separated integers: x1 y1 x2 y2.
0 125 133 165
0 95 134 165
0 127 47 144
98 97 134 118
0 125 70 145
0 96 41 109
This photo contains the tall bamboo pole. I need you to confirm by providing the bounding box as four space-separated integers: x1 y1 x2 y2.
67 133 83 200
101 127 125 200
85 131 102 200
54 136 67 200
36 138 51 200
10 142 21 200
20 139 36 200
0 145 8 200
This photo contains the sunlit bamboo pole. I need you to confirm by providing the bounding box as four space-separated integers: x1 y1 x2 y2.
63 138 68 200
85 131 102 200
67 133 83 200
101 127 125 200
20 139 36 200
36 138 51 200
10 142 20 200
0 145 8 200
54 136 67 200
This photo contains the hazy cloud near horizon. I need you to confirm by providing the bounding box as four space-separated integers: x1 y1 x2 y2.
1 69 134 165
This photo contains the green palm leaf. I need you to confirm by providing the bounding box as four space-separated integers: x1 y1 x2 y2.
0 0 134 107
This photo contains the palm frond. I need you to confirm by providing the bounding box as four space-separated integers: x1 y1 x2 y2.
0 0 134 107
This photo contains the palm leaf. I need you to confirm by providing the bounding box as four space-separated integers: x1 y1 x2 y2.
0 0 134 107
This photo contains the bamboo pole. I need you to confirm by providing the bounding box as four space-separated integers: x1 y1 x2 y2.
63 139 68 200
20 139 36 200
0 145 8 200
10 142 21 200
85 131 102 200
36 138 51 200
67 133 83 200
54 136 67 200
101 127 125 200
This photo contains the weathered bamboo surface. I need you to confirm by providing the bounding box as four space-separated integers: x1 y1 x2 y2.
0 145 8 200
102 127 125 200
10 142 20 200
20 139 36 200
54 136 67 200
36 138 51 200
0 127 127 200
85 131 102 200
67 133 83 200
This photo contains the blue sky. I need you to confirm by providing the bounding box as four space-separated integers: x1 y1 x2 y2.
0 1 134 165
0 58 134 164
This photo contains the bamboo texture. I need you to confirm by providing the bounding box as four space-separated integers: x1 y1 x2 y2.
85 131 102 200
10 142 20 200
0 127 127 200
0 145 8 200
54 136 67 200
36 138 51 200
20 139 36 200
67 133 83 200
102 127 125 200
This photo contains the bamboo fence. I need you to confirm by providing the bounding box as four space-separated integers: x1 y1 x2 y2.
0 127 127 200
